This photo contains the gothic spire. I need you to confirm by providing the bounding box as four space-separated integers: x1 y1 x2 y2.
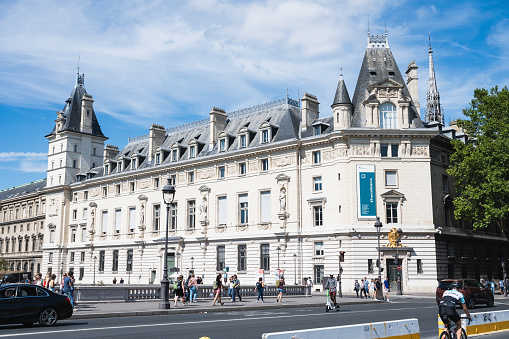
426 35 444 124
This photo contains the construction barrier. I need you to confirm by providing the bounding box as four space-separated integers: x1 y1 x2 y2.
262 318 420 339
462 309 509 336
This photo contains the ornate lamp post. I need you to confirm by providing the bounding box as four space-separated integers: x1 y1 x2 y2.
160 178 176 309
277 246 281 272
501 259 507 297
292 253 297 285
93 256 97 285
191 257 194 273
60 261 64 276
396 228 403 295
127 260 132 284
374 217 383 281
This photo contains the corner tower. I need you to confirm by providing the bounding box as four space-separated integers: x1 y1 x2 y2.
350 31 423 129
45 72 108 187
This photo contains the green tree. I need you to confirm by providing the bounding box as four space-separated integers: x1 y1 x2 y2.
0 256 8 273
448 86 509 241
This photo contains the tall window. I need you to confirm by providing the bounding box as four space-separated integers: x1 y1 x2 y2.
155 153 161 164
99 251 105 272
313 206 323 226
71 229 76 242
81 227 87 242
314 242 324 256
218 166 225 178
218 196 227 226
261 158 269 172
386 202 398 223
172 150 178 161
238 245 247 271
83 208 88 219
260 191 271 223
219 139 226 152
79 267 84 281
240 134 247 148
380 102 397 129
112 250 119 271
81 252 85 262
261 129 269 143
385 171 397 187
188 171 195 183
260 244 270 271
314 265 325 284
239 162 246 175
115 209 122 234
313 177 322 192
153 205 160 231
187 200 196 229
312 151 321 164
216 245 225 271
101 211 108 234
129 207 136 233
50 229 55 243
417 259 423 274
127 249 133 271
170 203 178 229
189 146 196 158
239 194 248 224
443 175 449 193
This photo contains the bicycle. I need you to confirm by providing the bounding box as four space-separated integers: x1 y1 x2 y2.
439 315 470 339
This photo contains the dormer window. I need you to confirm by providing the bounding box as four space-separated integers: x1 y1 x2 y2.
259 121 276 144
172 149 178 161
118 162 123 172
189 146 196 158
261 130 269 143
314 125 321 136
105 164 109 174
240 134 247 148
219 139 226 152
155 153 161 165
132 158 137 169
380 102 397 129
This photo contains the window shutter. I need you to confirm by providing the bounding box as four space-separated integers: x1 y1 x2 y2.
260 191 271 223
218 196 227 225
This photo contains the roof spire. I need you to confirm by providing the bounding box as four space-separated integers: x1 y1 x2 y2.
332 68 351 107
426 34 444 124
76 53 84 87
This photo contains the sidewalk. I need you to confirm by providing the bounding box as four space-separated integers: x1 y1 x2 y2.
71 293 383 320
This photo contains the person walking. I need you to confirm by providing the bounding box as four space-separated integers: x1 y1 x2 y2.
306 277 313 297
112 277 117 284
370 279 375 299
212 274 224 306
360 279 367 298
363 277 370 299
276 276 285 303
255 277 265 302
48 274 56 292
62 272 74 308
43 273 51 288
233 275 242 302
384 277 390 301
228 276 234 301
188 274 198 302
173 275 187 306
375 278 382 300
60 273 66 294
34 273 43 286
184 275 191 302
119 277 124 284
354 280 360 298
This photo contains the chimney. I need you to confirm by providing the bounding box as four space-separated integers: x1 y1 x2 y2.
148 124 166 162
103 144 119 162
209 107 227 148
406 60 420 115
80 94 94 134
301 93 319 130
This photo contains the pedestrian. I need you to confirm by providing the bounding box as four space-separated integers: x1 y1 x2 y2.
354 280 360 298
197 275 203 284
60 273 66 294
254 277 265 302
173 275 187 306
212 274 224 306
189 274 198 302
233 274 242 302
119 277 124 284
112 277 117 284
375 278 382 300
43 273 51 288
384 277 390 301
306 277 313 297
364 277 370 298
276 276 285 303
34 273 43 286
48 274 56 292
490 280 495 295
228 276 234 300
370 279 375 299
63 271 74 308
184 275 191 302
324 274 338 309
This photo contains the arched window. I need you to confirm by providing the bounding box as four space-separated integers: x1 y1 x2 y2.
380 102 397 129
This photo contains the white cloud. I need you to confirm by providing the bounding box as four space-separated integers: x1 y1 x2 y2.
0 152 46 162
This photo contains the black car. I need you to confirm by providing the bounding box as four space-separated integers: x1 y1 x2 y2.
0 284 73 326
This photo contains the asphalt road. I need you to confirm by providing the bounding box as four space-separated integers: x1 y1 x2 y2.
1 297 509 338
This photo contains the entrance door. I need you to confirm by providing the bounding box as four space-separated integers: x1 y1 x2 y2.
386 259 402 291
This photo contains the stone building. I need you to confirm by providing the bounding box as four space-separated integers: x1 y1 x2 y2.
0 179 46 275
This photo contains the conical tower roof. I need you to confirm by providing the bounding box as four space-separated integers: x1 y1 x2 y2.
332 69 352 106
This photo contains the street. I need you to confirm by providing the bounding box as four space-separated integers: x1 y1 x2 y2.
1 296 509 338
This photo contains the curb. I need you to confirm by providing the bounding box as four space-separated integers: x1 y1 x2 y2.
71 299 381 320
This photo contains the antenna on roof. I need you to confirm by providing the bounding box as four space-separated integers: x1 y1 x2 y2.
286 87 289 99
385 20 387 34
367 14 370 35
77 53 80 74
429 33 432 50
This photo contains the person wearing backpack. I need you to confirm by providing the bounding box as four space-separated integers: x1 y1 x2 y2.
276 276 285 303
173 275 187 307
212 274 224 306
254 277 265 302
232 275 242 302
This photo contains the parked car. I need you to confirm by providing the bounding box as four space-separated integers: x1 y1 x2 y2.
436 278 494 309
1 272 32 284
0 284 73 326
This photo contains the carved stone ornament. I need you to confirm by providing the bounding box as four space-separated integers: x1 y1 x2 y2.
237 224 249 232
335 148 348 158
199 170 213 180
215 225 226 233
430 149 441 162
351 145 371 156
378 88 398 98
152 231 159 237
48 198 59 216
249 161 257 171
412 146 429 157
186 228 196 235
91 188 100 197
272 156 293 167
138 180 149 189
258 223 271 230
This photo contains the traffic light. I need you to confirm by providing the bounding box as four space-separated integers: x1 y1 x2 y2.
340 251 345 262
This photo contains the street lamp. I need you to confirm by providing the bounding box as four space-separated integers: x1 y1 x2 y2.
374 217 383 282
191 257 194 273
293 254 297 285
60 261 64 276
396 228 403 295
160 178 176 310
127 260 132 284
501 259 507 297
93 256 97 285
277 246 281 272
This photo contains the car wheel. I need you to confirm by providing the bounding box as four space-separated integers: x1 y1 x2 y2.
467 296 475 309
487 295 494 307
39 308 58 327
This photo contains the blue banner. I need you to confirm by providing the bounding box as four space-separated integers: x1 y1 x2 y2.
357 165 376 219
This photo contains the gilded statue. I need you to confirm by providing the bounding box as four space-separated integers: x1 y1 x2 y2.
386 228 403 248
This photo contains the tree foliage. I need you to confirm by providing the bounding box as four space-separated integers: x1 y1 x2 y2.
448 86 509 240
0 256 8 273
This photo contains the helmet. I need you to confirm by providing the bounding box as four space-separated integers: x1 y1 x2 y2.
451 281 461 290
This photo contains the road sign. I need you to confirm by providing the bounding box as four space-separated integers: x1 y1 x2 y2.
397 265 402 270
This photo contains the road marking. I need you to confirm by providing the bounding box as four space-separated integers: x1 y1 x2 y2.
0 305 436 337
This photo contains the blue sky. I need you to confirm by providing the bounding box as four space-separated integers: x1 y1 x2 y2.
0 0 508 190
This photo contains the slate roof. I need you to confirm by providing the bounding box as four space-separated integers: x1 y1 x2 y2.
332 72 352 106
0 179 46 201
46 74 106 138
350 46 423 128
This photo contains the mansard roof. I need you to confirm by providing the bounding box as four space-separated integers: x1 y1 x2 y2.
0 179 46 201
46 73 106 138
351 42 423 128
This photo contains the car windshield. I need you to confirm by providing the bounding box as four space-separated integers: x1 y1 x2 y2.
438 281 462 289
